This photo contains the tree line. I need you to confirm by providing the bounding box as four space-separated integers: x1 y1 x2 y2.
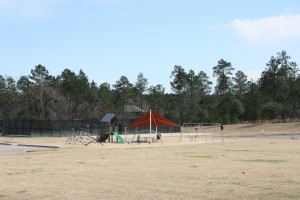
0 50 299 124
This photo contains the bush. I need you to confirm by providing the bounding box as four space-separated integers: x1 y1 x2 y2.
261 102 283 120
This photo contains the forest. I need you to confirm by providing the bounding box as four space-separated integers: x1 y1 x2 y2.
0 50 299 124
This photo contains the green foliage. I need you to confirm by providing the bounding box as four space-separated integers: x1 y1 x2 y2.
170 66 213 122
0 50 299 123
29 64 51 84
147 84 165 113
170 65 187 94
135 73 148 94
213 59 235 95
232 70 249 96
230 98 245 123
259 50 298 102
186 155 215 158
261 102 283 120
17 76 31 93
98 82 113 112
134 73 148 115
220 114 230 124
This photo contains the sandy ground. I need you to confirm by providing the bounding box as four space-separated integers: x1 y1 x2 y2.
0 122 300 200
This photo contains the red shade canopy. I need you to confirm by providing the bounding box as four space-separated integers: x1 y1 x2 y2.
127 110 180 127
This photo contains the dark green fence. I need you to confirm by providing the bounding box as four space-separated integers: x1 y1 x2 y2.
0 118 181 137
1 119 103 137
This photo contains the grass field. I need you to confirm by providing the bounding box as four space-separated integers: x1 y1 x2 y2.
0 122 300 200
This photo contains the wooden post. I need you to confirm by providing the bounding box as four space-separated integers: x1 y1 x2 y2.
125 127 127 140
149 109 152 137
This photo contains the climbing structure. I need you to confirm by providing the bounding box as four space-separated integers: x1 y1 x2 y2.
98 113 120 143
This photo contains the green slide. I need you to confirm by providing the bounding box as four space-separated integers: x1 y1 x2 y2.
112 132 127 143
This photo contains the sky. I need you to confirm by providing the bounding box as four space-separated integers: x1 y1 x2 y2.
1 0 300 93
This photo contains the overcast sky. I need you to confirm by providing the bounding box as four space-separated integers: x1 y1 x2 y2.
1 0 300 93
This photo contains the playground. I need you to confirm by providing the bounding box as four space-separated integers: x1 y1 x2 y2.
0 122 300 200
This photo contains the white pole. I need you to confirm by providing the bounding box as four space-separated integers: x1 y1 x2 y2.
150 109 152 137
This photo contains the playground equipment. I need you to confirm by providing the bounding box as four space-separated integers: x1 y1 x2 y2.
66 113 128 144
112 131 127 143
98 113 121 143
124 131 162 145
65 131 126 145
65 132 102 146
180 123 224 143
125 110 180 145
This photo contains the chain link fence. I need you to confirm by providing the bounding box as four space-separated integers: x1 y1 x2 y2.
0 118 181 137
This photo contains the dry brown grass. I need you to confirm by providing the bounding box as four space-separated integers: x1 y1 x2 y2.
0 123 300 200
223 122 300 136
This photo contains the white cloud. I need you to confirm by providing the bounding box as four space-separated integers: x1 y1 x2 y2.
231 15 300 42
